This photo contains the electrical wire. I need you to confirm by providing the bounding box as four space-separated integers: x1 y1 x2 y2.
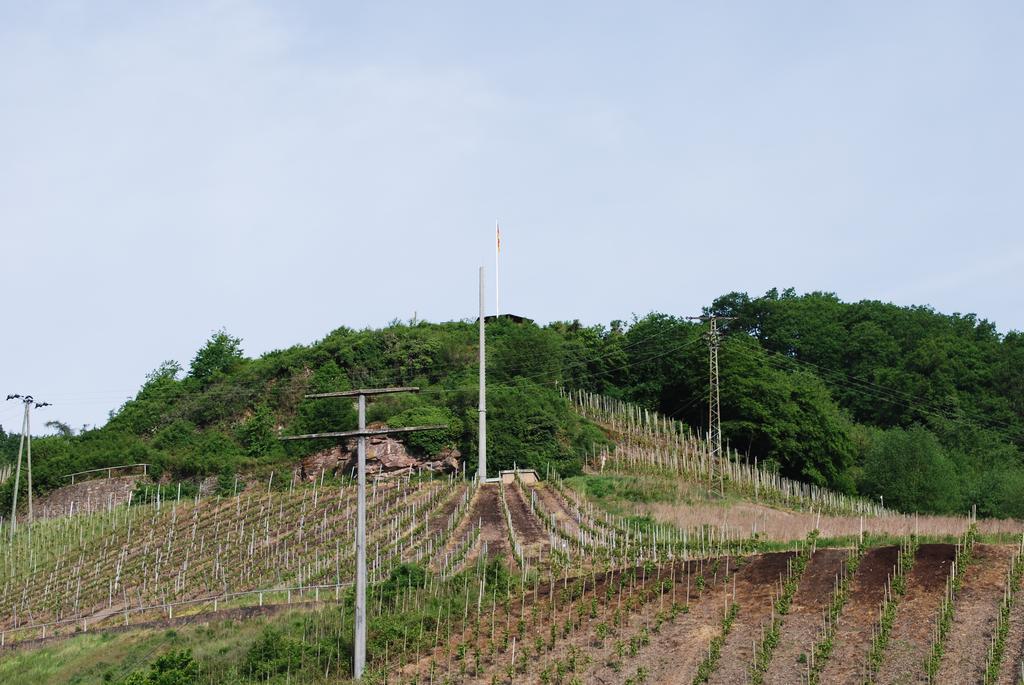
725 343 1024 442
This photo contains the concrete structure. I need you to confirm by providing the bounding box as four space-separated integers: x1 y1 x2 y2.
499 468 539 485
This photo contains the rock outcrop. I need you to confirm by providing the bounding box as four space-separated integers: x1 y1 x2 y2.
295 424 461 481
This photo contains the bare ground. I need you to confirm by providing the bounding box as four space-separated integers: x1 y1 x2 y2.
763 548 850 685
424 482 468 537
876 543 956 685
531 483 584 540
818 545 901 684
935 544 1014 684
584 558 733 685
642 499 1024 544
707 551 796 685
463 485 512 566
504 483 549 554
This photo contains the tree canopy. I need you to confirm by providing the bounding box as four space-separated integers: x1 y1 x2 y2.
5 288 1022 517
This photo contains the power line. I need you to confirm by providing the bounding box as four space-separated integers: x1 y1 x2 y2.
725 344 1024 443
30 323 697 412
38 322 679 404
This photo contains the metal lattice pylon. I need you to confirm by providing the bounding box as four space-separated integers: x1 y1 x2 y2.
688 316 735 497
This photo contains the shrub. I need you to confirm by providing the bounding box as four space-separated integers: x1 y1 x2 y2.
244 627 306 679
120 649 199 685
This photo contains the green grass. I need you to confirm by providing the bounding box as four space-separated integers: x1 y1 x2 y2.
0 558 514 684
566 473 687 505
0 617 271 685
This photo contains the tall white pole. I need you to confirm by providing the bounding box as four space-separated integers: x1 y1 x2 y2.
355 393 367 679
479 267 487 482
495 220 500 317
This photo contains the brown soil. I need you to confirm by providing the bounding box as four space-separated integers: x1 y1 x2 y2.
763 548 850 685
935 544 1014 683
505 483 549 552
818 545 901 684
532 483 583 539
999 583 1024 685
587 557 735 685
424 483 467 537
876 543 956 685
430 488 477 571
401 562 676 683
465 485 512 566
707 551 797 684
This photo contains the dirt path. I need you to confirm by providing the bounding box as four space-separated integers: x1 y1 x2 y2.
532 483 584 540
465 485 512 566
430 487 478 572
707 551 796 685
876 543 956 685
424 482 466 537
999 585 1024 685
818 545 901 684
935 544 1013 683
504 483 549 553
764 548 850 685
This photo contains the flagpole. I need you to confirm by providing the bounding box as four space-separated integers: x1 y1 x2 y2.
495 219 500 317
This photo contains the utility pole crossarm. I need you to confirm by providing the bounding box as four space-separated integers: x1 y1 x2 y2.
285 385 445 681
685 315 737 323
278 425 448 441
6 394 49 539
305 387 419 399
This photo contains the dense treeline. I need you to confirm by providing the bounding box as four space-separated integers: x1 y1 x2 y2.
612 289 1024 518
0 321 607 513
2 288 1022 518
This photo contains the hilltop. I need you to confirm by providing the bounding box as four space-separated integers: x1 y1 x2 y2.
2 288 1023 520
2 287 1024 682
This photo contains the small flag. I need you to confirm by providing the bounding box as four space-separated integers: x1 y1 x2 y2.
496 222 501 253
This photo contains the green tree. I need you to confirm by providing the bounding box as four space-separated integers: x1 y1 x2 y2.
239 404 277 458
120 649 199 685
858 426 961 514
293 361 357 434
44 420 74 438
387 405 461 456
720 337 855 490
489 320 565 385
244 627 306 679
189 330 244 384
484 382 605 477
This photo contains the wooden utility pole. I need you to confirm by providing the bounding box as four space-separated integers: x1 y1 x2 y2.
281 387 445 681
686 317 735 497
6 394 50 540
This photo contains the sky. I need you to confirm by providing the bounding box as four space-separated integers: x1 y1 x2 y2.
1 1 1022 432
